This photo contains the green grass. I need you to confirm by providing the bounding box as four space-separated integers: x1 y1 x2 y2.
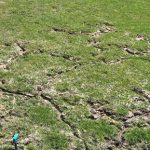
0 0 150 149
44 132 69 150
80 119 118 140
125 127 150 145
29 106 58 127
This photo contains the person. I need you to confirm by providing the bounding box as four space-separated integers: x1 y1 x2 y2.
12 132 19 150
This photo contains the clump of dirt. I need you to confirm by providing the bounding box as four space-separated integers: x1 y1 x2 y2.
49 51 80 61
51 27 90 35
0 41 29 70
123 45 150 56
0 63 6 68
90 25 114 38
0 104 5 112
135 34 145 41
87 101 116 120
133 87 150 101
14 41 28 56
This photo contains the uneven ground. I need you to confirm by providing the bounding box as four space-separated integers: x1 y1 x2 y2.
0 0 150 149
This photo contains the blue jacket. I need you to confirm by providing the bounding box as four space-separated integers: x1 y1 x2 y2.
12 133 19 142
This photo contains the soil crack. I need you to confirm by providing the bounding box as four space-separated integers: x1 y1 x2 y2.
1 41 28 70
0 87 35 98
49 51 80 61
123 46 150 56
40 94 88 150
133 87 150 101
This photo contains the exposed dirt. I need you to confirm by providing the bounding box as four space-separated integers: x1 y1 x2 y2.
1 21 150 149
51 23 115 53
0 87 35 98
51 27 90 35
88 24 115 50
40 94 89 150
87 101 116 120
0 63 7 69
87 92 150 149
135 34 145 41
0 41 28 70
49 51 81 61
133 87 150 101
1 85 150 149
47 64 81 78
123 46 150 56
51 23 114 37
0 88 88 149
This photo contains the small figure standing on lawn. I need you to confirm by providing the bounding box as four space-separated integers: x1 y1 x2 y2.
12 132 19 150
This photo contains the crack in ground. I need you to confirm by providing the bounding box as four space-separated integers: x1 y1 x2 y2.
51 23 115 37
102 56 150 65
87 24 115 53
87 99 150 149
0 87 35 98
87 101 127 148
123 47 150 55
1 87 149 149
112 108 150 149
101 57 126 65
49 51 81 61
47 64 81 77
51 27 91 35
51 24 115 56
0 41 28 70
40 94 89 150
0 88 88 149
107 42 150 57
133 87 150 101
